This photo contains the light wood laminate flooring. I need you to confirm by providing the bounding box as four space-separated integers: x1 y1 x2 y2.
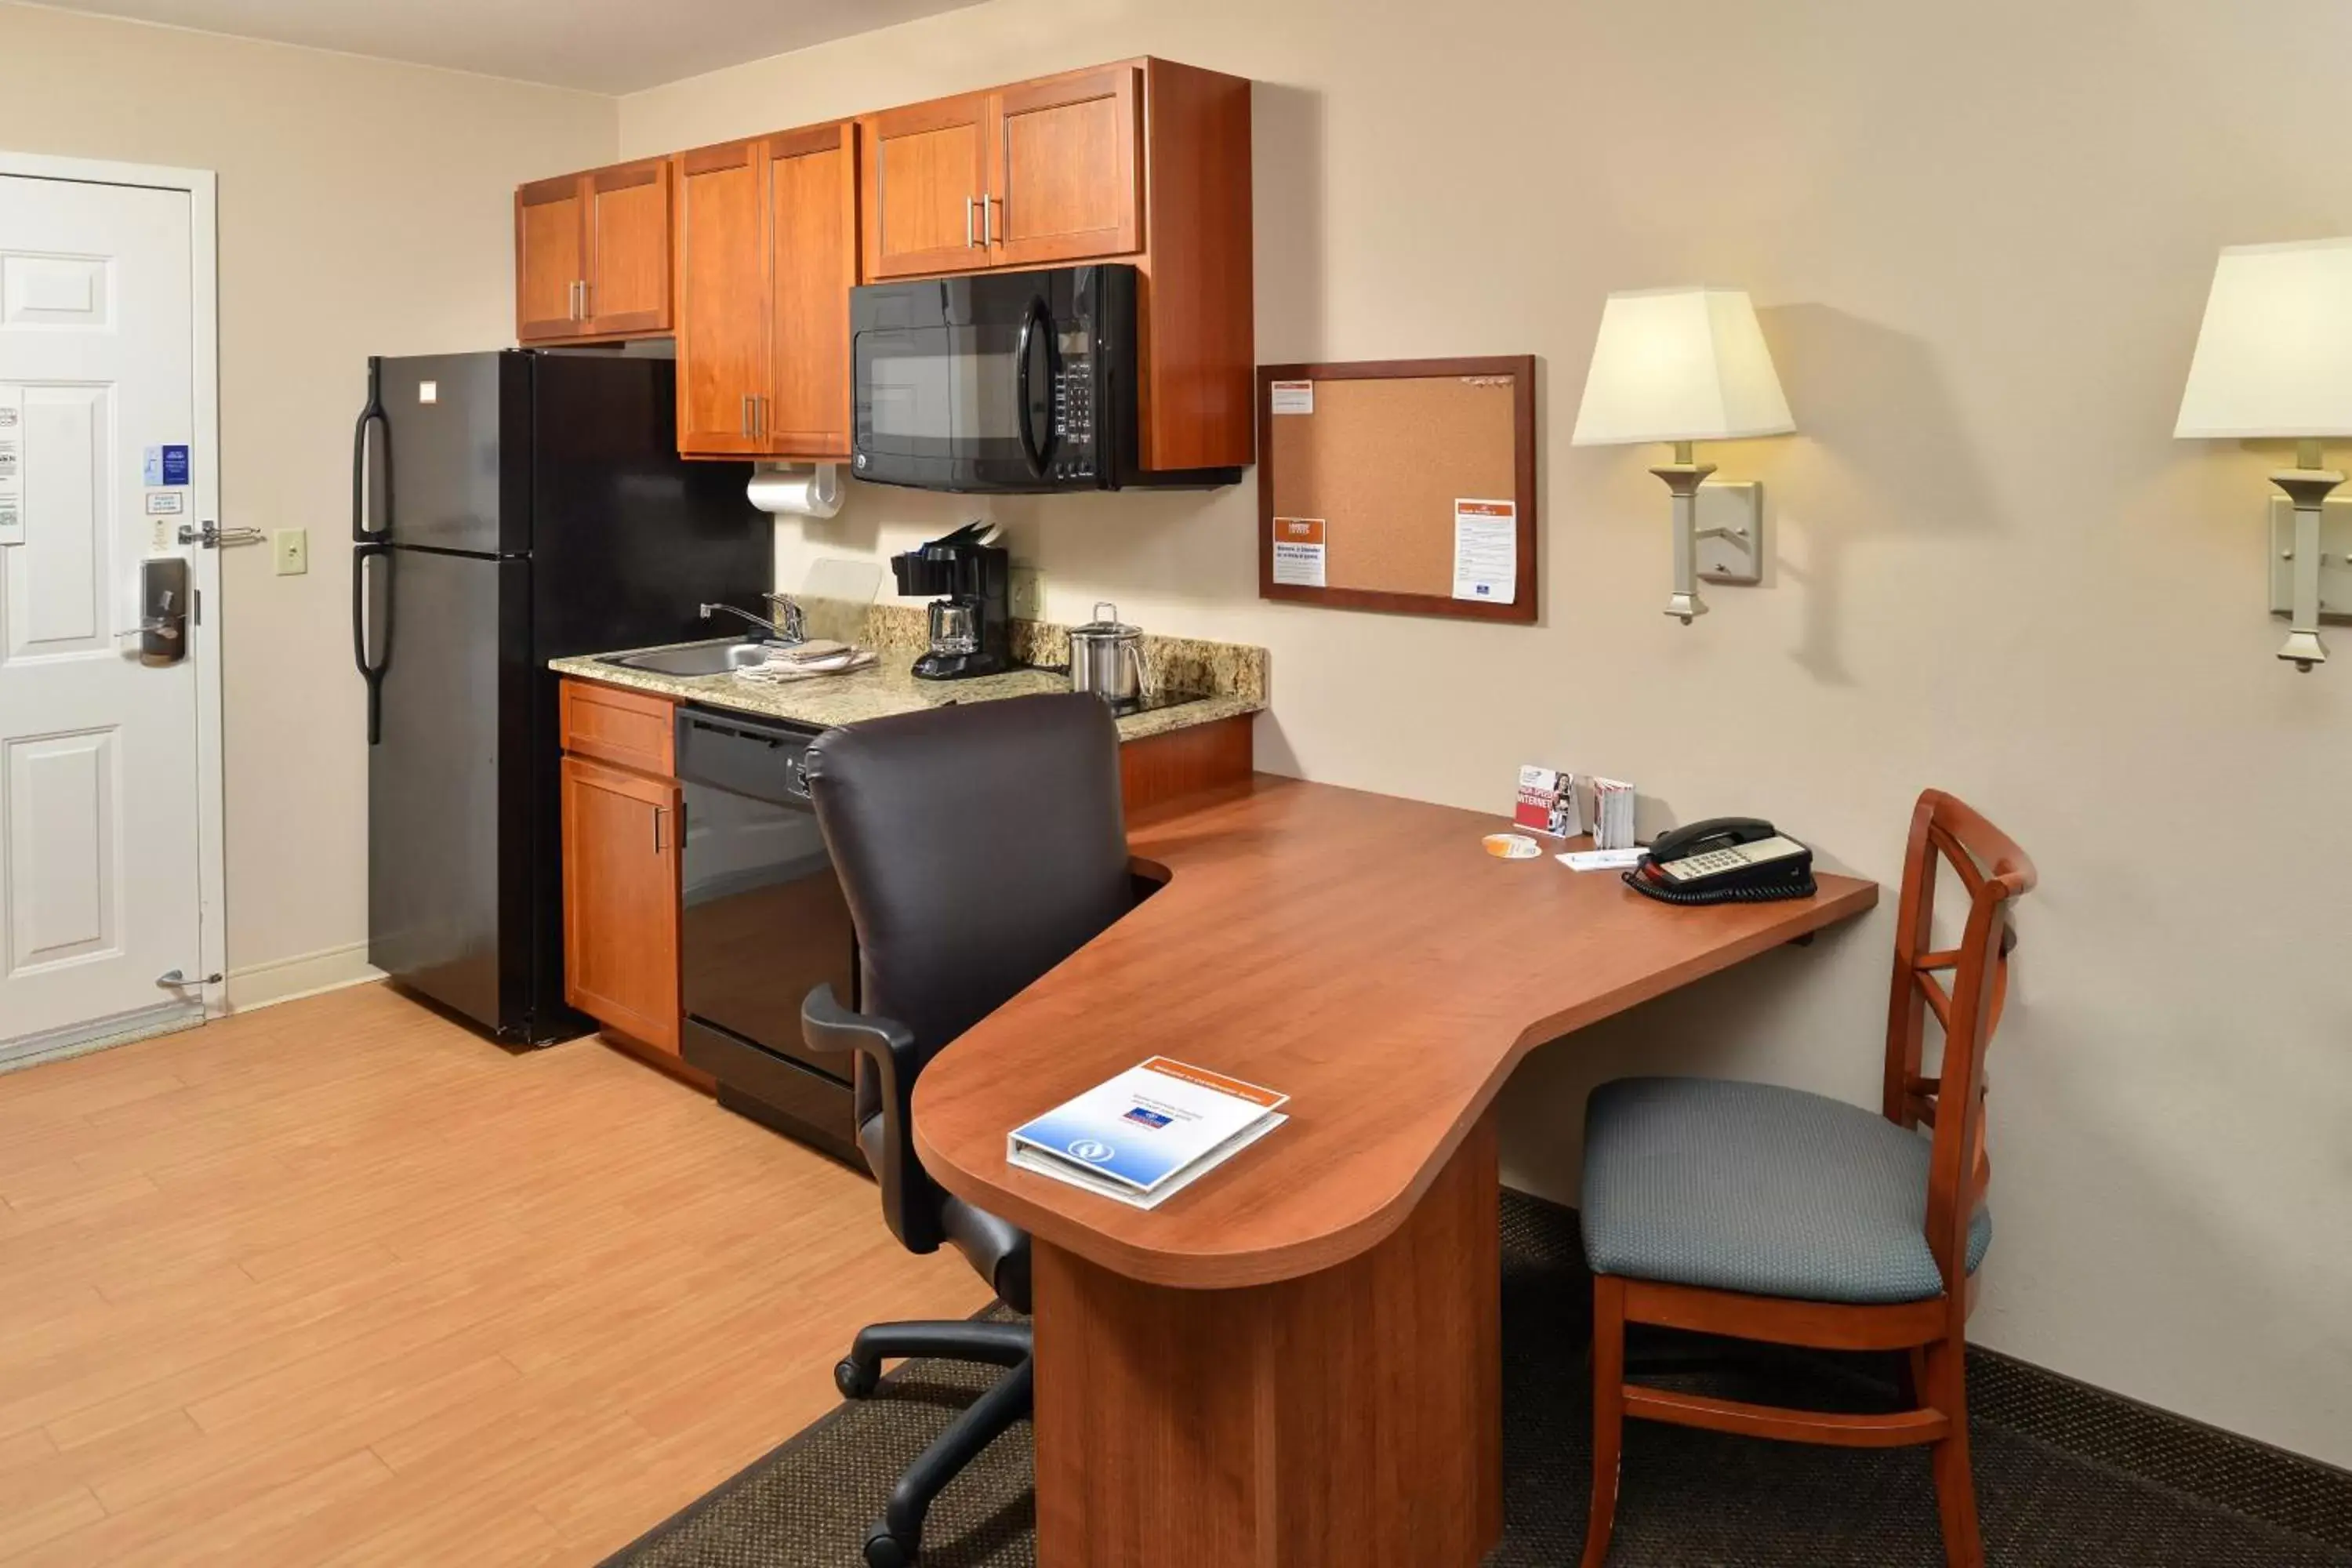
0 983 990 1565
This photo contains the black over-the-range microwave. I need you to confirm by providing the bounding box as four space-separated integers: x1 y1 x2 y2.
849 263 1242 494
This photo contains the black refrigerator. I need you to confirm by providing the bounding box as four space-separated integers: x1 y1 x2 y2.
351 350 768 1044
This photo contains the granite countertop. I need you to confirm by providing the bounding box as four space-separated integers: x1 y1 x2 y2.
550 616 1265 743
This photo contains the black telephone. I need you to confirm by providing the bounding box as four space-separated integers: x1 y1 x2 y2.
1624 818 1817 906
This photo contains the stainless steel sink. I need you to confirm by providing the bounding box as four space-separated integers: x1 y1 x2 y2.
597 639 780 677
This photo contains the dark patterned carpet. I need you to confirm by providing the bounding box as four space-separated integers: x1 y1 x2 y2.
608 1195 2352 1567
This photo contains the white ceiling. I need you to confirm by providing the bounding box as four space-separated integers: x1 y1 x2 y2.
29 0 984 93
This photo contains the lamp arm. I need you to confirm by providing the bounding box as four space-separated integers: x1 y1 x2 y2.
2270 463 2341 672
1650 456 1718 624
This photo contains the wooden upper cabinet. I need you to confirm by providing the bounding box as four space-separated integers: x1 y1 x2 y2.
673 121 858 460
674 140 772 457
764 123 858 458
861 71 1145 280
862 93 995 278
515 175 589 341
513 157 673 344
583 160 672 335
990 65 1141 267
561 753 681 1054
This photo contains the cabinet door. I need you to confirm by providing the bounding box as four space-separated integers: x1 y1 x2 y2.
561 756 681 1053
861 93 993 279
989 66 1142 267
764 123 858 458
515 175 587 342
583 158 672 336
673 141 771 457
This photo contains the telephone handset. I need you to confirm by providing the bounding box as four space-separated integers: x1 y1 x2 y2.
1625 817 1817 905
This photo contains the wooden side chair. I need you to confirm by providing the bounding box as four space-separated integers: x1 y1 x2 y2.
1576 789 2036 1568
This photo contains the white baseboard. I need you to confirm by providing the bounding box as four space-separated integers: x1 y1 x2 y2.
223 941 383 1014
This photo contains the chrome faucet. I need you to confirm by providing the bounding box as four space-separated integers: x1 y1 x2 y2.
699 597 804 643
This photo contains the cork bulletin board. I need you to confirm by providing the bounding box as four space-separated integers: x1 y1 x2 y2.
1257 356 1537 623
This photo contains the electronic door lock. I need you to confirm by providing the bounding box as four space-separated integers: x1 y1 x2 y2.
134 557 189 666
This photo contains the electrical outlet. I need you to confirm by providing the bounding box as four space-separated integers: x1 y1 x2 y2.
273 528 307 576
1009 564 1044 620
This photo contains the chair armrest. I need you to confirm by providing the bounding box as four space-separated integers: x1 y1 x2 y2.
802 983 939 1254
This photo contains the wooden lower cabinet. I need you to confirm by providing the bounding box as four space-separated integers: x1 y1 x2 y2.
560 753 681 1054
556 675 1254 1070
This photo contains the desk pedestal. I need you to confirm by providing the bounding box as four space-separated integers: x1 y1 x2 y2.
1032 1112 1502 1567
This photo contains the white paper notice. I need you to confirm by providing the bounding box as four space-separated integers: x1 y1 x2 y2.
1451 499 1516 603
1269 380 1314 416
0 386 22 547
1271 517 1327 586
1558 848 1646 872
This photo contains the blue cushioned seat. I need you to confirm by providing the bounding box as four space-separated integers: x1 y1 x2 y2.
1580 1076 1991 1305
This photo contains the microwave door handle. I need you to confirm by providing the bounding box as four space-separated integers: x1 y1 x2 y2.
1014 297 1050 478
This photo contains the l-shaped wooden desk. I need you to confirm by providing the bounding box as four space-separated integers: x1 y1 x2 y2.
913 775 1879 1567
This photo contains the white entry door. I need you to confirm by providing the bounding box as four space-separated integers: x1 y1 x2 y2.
0 173 205 1058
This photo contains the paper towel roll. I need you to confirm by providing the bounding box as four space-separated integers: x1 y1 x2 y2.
746 463 843 519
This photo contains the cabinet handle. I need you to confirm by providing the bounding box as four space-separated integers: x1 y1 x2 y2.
965 194 981 249
757 395 768 440
740 394 752 439
652 804 666 854
579 279 591 320
986 194 1001 247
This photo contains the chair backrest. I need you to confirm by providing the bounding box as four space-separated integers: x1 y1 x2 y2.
1879 789 2038 1294
802 693 1134 1208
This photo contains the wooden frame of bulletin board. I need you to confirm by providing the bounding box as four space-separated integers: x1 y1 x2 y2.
1257 355 1538 623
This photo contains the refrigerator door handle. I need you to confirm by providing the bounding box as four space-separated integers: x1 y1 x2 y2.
352 356 390 543
352 541 390 745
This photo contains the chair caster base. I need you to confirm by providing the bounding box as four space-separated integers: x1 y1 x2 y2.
864 1523 916 1566
837 1355 880 1399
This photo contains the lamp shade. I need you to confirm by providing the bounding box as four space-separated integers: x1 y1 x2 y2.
1570 286 1794 446
2175 237 2352 439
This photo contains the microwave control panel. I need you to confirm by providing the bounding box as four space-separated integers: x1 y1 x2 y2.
1048 334 1098 481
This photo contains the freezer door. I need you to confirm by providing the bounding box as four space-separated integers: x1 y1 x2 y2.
368 547 534 1033
376 352 532 555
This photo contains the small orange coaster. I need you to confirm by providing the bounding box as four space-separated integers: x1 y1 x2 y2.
1482 833 1541 860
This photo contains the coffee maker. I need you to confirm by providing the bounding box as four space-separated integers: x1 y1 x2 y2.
890 521 1012 680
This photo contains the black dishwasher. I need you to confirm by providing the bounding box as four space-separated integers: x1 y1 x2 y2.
674 705 861 1165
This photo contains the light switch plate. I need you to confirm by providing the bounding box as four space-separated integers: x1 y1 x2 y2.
273 528 307 576
2267 496 2352 620
1696 481 1764 584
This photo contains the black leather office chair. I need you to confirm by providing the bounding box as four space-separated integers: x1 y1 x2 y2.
800 693 1137 1568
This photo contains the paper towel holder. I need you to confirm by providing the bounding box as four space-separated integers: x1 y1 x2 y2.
746 462 844 519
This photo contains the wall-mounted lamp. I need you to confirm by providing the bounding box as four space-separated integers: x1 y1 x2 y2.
1571 286 1795 623
2174 237 2352 672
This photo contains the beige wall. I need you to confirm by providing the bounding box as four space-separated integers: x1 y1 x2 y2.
0 5 616 1004
622 0 2352 1463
